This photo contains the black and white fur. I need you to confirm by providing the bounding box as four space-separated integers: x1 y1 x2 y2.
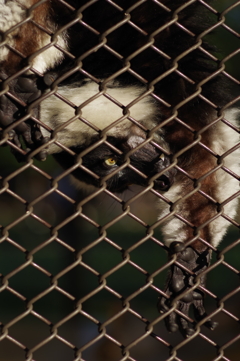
0 0 239 337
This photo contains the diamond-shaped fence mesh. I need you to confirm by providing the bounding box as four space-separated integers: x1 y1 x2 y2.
0 1 239 361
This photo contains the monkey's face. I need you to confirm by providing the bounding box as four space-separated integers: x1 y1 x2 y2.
54 135 175 193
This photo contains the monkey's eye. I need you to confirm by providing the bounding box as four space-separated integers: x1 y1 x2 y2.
104 157 117 166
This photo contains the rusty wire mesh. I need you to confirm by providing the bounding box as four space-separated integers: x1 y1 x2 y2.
0 1 239 360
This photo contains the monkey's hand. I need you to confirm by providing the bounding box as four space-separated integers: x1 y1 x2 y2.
157 242 218 337
0 73 49 161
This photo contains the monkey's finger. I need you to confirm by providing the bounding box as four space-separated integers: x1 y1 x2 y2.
0 125 16 145
165 311 179 333
157 294 170 314
33 137 49 161
17 75 39 94
43 72 58 87
9 135 27 163
177 301 195 337
157 296 179 333
193 299 218 331
34 149 48 161
0 96 18 133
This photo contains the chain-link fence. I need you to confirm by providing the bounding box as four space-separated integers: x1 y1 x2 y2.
0 1 239 360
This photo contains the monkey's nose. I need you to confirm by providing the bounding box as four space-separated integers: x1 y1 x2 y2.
154 174 172 191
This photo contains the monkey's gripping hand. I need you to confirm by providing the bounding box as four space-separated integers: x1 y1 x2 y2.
0 73 48 161
158 242 218 337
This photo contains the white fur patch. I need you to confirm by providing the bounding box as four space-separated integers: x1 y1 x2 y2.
0 0 67 72
0 1 25 61
30 31 67 73
41 81 160 153
208 108 239 247
157 184 188 247
0 1 24 32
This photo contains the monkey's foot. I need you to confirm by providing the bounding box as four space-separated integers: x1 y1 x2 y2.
0 73 48 161
157 242 218 337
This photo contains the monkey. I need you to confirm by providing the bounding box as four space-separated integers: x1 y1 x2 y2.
0 0 239 338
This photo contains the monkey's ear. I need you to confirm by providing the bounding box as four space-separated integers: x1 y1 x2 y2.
126 124 165 153
125 124 162 159
122 125 161 164
125 125 147 150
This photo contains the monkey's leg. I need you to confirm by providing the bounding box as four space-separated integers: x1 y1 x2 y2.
158 241 217 337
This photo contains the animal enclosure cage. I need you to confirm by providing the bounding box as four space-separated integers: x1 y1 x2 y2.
0 1 239 361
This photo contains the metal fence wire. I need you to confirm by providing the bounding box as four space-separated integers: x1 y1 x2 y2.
0 0 239 360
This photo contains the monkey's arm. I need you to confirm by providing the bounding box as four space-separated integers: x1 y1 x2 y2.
0 0 66 160
157 183 219 337
157 116 239 337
